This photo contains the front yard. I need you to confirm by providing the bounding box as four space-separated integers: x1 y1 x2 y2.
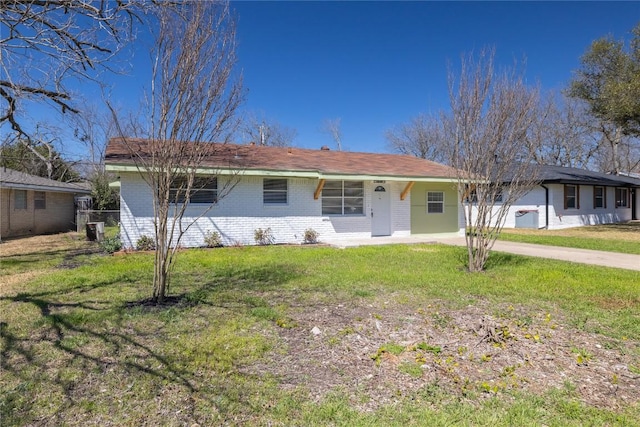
499 222 640 254
1 232 639 426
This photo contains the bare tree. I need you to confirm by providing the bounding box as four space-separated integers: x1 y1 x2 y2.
240 112 297 147
526 94 601 169
0 0 147 140
321 117 343 151
447 49 541 272
110 1 243 304
385 113 448 163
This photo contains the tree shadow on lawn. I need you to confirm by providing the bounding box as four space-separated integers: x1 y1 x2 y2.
1 261 302 423
0 276 201 423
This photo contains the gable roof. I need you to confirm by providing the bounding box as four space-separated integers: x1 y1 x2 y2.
0 168 91 193
537 165 640 187
104 138 458 181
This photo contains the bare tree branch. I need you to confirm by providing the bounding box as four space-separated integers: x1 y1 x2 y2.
109 0 243 304
0 0 147 139
446 48 541 272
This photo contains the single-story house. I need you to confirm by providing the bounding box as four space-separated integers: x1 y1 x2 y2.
104 138 465 248
0 168 91 239
492 165 640 229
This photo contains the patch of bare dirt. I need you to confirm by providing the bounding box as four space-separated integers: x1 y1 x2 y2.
0 232 91 257
247 298 639 412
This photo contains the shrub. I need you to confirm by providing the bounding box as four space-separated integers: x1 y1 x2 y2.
136 235 156 251
303 228 319 244
204 230 223 248
254 227 274 245
100 235 122 254
104 216 119 227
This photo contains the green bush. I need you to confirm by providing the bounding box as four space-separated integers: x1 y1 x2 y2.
100 235 122 254
254 228 274 245
135 235 156 251
204 230 223 248
303 228 319 244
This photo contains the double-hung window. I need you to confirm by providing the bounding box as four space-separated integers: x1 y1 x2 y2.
564 184 579 209
14 190 27 210
593 186 606 209
34 191 46 209
427 191 444 214
321 180 364 215
169 177 217 204
615 188 629 208
263 178 288 205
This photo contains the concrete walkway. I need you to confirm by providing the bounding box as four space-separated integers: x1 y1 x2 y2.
326 235 640 272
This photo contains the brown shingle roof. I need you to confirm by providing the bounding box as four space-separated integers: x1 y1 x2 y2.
105 138 456 179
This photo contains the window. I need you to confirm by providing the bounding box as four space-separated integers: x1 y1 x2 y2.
321 180 364 215
593 186 606 209
14 190 27 210
615 188 629 208
464 185 502 203
169 177 217 204
34 191 46 209
427 191 444 214
263 178 288 204
564 184 579 209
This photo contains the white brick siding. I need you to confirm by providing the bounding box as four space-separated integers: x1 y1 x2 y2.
118 173 415 248
470 184 633 230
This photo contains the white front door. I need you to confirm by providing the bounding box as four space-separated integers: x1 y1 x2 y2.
371 184 391 236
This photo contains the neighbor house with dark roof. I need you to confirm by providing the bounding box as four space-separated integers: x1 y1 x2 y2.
1 168 91 239
104 138 464 248
482 165 640 230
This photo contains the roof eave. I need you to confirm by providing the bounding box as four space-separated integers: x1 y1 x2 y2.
105 163 458 182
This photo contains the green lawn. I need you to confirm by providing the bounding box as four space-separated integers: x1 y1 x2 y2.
499 222 640 255
1 235 639 426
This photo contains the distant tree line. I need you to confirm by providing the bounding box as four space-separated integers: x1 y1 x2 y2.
387 22 640 175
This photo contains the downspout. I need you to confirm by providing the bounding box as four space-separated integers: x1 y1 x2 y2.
540 184 549 229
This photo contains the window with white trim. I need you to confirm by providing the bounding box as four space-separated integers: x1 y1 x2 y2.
593 186 606 209
427 191 444 214
321 180 364 215
615 188 629 208
564 184 579 209
263 178 288 204
169 177 217 204
34 191 46 209
14 190 27 210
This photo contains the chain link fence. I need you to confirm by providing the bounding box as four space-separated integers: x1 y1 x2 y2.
76 210 120 232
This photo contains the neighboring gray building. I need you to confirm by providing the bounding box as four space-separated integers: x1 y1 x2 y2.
479 165 640 230
1 168 91 239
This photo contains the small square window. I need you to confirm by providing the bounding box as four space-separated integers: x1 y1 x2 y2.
263 178 288 204
34 191 46 209
14 190 27 210
427 191 444 214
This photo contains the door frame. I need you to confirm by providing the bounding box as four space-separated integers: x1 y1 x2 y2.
371 182 391 236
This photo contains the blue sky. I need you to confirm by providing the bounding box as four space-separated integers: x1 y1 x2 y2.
6 1 640 158
228 1 639 153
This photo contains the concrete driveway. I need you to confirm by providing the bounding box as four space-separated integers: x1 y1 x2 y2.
326 235 640 272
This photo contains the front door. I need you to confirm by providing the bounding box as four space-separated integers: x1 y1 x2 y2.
371 184 391 236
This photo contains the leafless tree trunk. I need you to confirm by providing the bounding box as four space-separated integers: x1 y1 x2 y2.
110 1 243 304
446 48 541 272
322 118 343 151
